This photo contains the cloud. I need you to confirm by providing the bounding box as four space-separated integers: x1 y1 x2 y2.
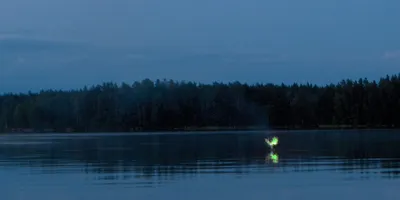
0 37 88 56
126 54 147 60
16 56 26 64
382 50 400 60
0 29 34 39
0 33 24 40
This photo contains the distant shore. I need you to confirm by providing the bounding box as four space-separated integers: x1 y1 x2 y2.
2 75 399 134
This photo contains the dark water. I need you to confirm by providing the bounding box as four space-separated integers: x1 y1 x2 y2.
1 130 400 200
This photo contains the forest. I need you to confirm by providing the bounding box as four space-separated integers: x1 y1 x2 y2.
0 74 399 133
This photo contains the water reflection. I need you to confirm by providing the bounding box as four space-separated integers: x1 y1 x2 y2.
265 151 279 164
1 130 400 187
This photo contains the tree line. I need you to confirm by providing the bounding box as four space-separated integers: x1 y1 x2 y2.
0 74 399 132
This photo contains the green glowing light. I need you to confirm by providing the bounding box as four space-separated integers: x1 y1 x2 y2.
264 136 280 164
265 136 279 147
269 152 279 163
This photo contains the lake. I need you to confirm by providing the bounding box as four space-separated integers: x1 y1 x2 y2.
1 130 400 200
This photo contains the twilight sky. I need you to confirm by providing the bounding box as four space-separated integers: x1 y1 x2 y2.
0 0 399 92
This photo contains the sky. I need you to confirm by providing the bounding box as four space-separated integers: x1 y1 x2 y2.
0 0 400 92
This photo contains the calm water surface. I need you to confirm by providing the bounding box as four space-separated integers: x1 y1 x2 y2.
1 130 400 200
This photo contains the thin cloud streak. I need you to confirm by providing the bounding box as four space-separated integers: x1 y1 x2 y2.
383 50 400 60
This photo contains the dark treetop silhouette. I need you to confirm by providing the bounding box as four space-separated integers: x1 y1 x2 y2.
0 74 399 133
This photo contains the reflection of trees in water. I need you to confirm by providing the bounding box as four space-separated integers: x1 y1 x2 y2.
0 134 267 179
273 130 400 179
1 131 400 181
